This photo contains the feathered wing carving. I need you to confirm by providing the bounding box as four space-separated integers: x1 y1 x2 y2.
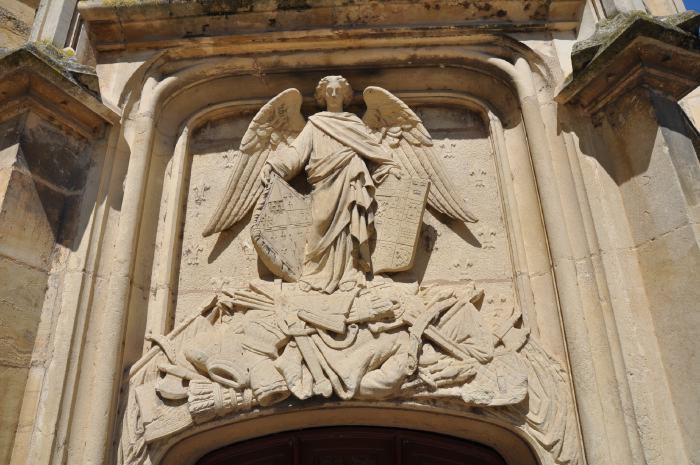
363 86 478 223
203 89 305 237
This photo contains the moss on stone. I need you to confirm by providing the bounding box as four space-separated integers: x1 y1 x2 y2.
662 10 700 34
570 11 700 75
101 0 143 6
0 43 100 96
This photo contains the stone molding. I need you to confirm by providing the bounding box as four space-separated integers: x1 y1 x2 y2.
77 0 586 52
90 42 596 464
112 74 582 465
0 42 119 465
0 1 698 465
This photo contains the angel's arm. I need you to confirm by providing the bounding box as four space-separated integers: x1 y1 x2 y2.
352 125 399 184
266 122 313 181
370 159 399 184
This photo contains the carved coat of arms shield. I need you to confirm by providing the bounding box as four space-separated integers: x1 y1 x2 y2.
372 176 429 273
250 173 312 281
251 173 429 280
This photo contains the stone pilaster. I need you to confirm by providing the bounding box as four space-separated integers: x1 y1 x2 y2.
0 43 117 465
557 11 700 464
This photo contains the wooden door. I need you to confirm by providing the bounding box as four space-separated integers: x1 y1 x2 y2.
197 427 507 465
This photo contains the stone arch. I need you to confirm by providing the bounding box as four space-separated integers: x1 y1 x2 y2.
113 33 554 114
93 37 581 465
156 405 543 465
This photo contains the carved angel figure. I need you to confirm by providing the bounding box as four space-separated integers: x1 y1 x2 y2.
204 76 476 294
120 77 583 465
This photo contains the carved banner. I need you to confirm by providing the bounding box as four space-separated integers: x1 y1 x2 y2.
373 176 429 273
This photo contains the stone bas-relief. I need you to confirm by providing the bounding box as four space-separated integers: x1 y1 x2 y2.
203 75 477 291
123 282 578 465
177 104 510 321
120 77 580 465
3 2 699 464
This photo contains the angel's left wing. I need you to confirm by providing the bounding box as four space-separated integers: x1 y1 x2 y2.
363 86 477 223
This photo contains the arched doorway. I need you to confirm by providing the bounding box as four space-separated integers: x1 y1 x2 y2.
196 427 507 465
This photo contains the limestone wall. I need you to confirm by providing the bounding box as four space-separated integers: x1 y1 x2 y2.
0 2 698 465
0 0 36 49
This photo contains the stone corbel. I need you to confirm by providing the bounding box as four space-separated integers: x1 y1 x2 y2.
556 10 700 114
0 43 118 138
0 42 118 256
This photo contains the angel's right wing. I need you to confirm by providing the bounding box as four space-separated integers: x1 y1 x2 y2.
202 89 305 237
363 87 477 223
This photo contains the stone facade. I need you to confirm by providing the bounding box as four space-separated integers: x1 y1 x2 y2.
0 1 698 465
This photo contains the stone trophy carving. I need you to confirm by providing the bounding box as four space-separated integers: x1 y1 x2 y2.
119 77 580 465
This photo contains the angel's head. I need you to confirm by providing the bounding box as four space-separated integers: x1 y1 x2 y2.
315 75 353 112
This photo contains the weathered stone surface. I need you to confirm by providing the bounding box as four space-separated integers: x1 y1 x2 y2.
558 10 700 464
2 2 699 465
177 98 513 324
557 11 700 113
0 255 49 465
77 0 586 52
115 76 580 465
0 35 118 465
0 1 34 50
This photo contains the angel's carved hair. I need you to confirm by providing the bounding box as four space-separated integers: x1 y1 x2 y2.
314 75 354 107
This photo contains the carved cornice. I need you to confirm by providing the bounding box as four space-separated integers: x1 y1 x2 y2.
78 0 585 52
556 11 700 114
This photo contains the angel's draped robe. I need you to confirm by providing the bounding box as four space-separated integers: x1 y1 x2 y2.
267 111 396 293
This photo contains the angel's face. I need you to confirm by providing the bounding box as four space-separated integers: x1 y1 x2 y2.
323 78 345 112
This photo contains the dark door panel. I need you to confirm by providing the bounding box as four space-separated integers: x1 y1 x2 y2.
197 427 506 465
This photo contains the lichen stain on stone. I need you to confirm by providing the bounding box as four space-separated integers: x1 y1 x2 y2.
532 1 550 21
460 1 491 12
198 0 255 15
459 1 518 21
101 0 141 7
276 0 312 11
